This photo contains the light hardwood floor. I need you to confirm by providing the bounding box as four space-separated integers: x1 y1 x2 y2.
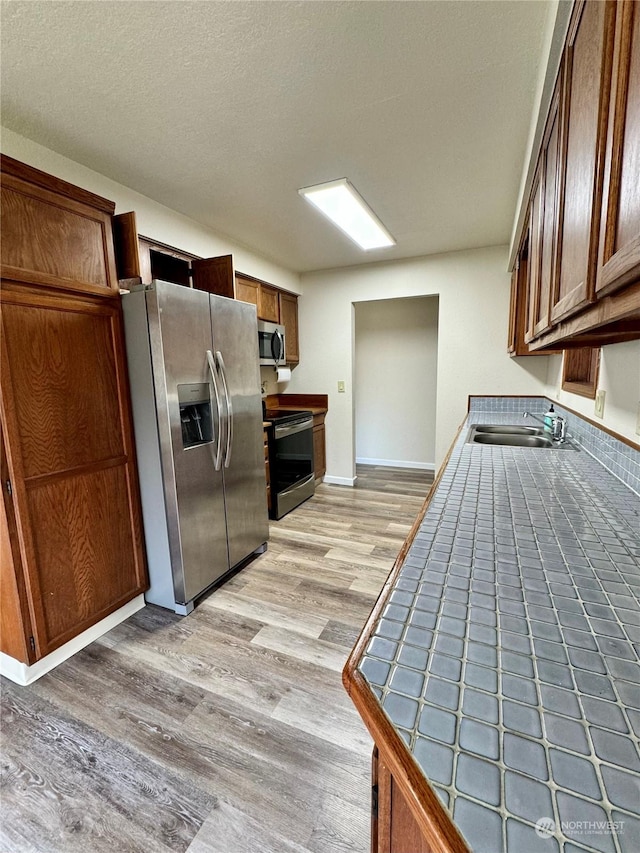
1 465 433 853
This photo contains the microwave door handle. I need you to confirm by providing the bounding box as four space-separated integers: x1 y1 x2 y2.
272 330 283 365
206 350 225 471
216 351 233 468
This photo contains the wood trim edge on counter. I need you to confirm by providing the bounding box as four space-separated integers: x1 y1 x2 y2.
342 417 470 853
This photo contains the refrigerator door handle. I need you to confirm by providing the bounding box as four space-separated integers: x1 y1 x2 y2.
216 351 233 468
206 349 225 471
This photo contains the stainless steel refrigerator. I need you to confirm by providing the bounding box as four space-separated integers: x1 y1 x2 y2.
122 280 268 615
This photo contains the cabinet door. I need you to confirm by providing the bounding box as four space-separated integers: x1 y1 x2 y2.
532 80 563 339
597 0 640 296
113 211 142 281
508 265 519 354
0 286 148 659
376 751 435 853
235 274 260 308
192 255 235 296
258 284 280 322
525 171 544 343
0 156 118 296
551 0 616 323
313 422 326 480
264 429 271 512
1 430 31 664
279 291 300 364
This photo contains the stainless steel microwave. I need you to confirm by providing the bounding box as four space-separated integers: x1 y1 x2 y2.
258 320 286 365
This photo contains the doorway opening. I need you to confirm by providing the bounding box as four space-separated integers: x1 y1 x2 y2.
354 296 439 472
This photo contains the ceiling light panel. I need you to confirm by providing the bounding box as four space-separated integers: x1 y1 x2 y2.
299 179 395 251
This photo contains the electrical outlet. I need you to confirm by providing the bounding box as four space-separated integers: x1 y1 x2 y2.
594 389 606 419
337 380 345 393
636 402 640 436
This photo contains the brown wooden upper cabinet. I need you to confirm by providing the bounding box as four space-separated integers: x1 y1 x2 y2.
596 0 640 296
113 214 301 364
525 166 545 343
235 273 259 308
279 291 300 364
114 211 200 287
215 270 300 364
258 284 280 323
527 77 563 342
511 0 640 352
2 156 119 296
551 0 615 324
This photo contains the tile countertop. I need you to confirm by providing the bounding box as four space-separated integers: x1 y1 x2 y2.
356 410 640 853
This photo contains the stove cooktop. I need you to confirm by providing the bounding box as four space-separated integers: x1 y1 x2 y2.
264 408 312 425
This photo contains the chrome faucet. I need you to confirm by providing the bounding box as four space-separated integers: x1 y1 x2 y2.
523 411 567 443
552 415 567 443
523 411 546 427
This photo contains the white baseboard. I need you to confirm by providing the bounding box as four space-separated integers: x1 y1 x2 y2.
356 457 436 471
0 594 146 686
323 474 357 487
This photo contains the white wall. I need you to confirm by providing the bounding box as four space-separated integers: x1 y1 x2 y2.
288 245 551 483
1 128 301 293
545 341 640 443
354 297 439 468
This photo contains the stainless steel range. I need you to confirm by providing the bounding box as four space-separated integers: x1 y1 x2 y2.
265 409 315 519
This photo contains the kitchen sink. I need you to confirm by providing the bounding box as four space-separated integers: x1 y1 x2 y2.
471 432 554 448
473 424 546 436
466 425 577 449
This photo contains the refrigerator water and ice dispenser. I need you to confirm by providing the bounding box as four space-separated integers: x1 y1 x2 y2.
178 383 213 449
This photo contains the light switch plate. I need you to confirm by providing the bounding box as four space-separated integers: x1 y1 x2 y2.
337 380 345 393
594 390 605 419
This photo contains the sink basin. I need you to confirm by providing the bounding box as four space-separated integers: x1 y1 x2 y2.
473 424 546 436
471 432 554 448
466 424 576 449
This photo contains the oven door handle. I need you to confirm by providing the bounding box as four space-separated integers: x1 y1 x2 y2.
274 418 313 439
277 472 315 499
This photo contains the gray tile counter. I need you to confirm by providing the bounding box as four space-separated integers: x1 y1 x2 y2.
357 407 640 853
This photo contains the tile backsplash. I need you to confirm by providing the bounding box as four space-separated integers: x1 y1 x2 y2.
469 396 640 496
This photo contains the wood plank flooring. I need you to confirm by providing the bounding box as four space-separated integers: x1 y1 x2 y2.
1 465 433 853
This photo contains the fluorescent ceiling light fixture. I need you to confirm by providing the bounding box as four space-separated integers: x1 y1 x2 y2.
298 178 395 251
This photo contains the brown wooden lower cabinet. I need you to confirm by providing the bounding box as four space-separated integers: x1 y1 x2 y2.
313 415 326 480
0 284 148 662
263 427 271 511
374 747 437 853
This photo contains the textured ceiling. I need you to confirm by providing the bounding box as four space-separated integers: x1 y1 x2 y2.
1 1 550 273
